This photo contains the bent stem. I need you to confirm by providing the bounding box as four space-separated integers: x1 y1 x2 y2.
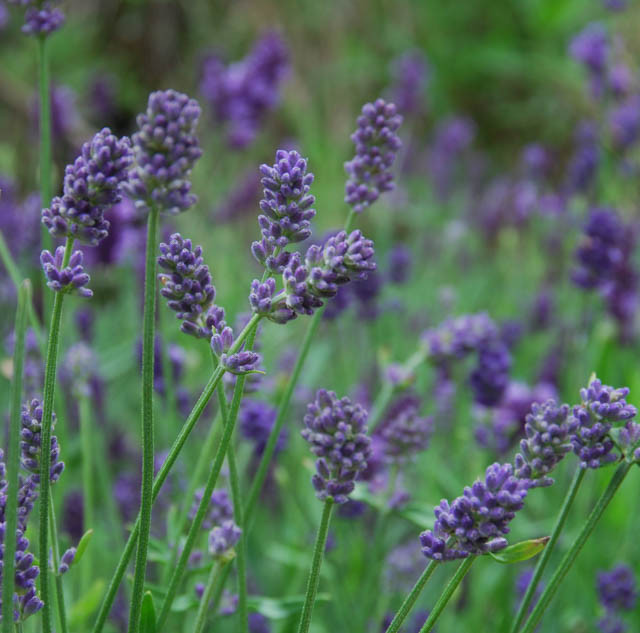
90 317 260 633
2 281 29 633
156 325 259 630
510 467 586 633
244 308 322 527
418 556 476 633
384 560 438 633
520 461 633 633
39 237 73 633
217 384 249 633
297 497 334 633
192 559 229 633
128 206 159 633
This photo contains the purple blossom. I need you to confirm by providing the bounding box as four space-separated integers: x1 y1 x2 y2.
378 394 433 462
208 520 241 557
301 389 371 504
40 247 93 298
521 144 550 181
390 50 429 117
344 98 403 213
189 488 233 532
42 128 132 245
18 0 64 36
598 614 627 633
124 89 202 216
20 399 65 484
514 401 574 487
62 490 84 542
469 340 511 407
239 399 287 456
570 377 637 469
251 149 316 273
420 462 530 560
609 95 640 150
58 547 76 575
597 564 637 612
566 121 600 193
199 31 289 148
570 23 609 99
158 233 217 338
388 244 412 284
249 612 271 633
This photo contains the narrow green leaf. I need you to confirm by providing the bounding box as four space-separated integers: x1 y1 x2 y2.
489 537 550 564
140 591 156 633
73 529 94 567
246 594 331 619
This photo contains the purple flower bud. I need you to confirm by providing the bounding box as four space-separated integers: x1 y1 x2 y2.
20 399 64 484
570 377 637 469
58 547 76 575
514 401 574 486
208 520 242 557
378 395 433 462
597 564 637 612
124 89 202 216
20 1 64 36
302 389 371 504
344 98 403 213
420 462 530 561
40 246 93 298
189 488 233 532
158 233 217 338
42 128 132 245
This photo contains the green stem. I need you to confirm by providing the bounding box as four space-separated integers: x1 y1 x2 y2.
49 499 69 633
91 315 260 633
244 309 322 527
2 281 29 633
419 556 476 633
208 562 232 625
0 231 45 354
38 237 73 633
367 382 396 431
128 206 159 633
384 560 439 633
156 324 259 630
510 467 586 633
343 208 357 233
192 560 228 633
37 36 52 252
217 385 249 633
297 497 334 633
79 394 95 586
158 305 178 443
162 409 222 584
520 462 633 633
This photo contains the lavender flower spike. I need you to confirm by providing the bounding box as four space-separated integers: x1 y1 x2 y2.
20 399 65 484
210 317 261 376
420 462 530 561
17 1 65 37
208 520 242 558
124 89 202 216
301 389 371 504
514 401 574 487
344 98 403 213
158 233 216 338
597 564 637 612
40 247 93 298
251 149 316 274
570 376 637 469
42 128 132 245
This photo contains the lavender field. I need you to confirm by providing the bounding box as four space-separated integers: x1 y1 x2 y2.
0 1 639 632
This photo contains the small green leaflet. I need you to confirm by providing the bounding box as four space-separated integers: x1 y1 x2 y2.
488 537 550 564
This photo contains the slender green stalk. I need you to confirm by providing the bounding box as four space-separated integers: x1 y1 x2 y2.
162 408 221 584
37 36 52 252
419 556 476 633
0 231 45 354
520 462 633 633
79 394 95 587
2 280 29 632
14 624 23 633
192 560 229 633
244 309 322 527
510 467 586 633
297 497 334 633
208 562 232 625
39 237 73 633
367 382 395 430
158 304 178 443
156 325 259 629
343 208 357 233
128 206 159 633
91 316 260 633
49 499 69 633
217 385 249 633
384 560 439 633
